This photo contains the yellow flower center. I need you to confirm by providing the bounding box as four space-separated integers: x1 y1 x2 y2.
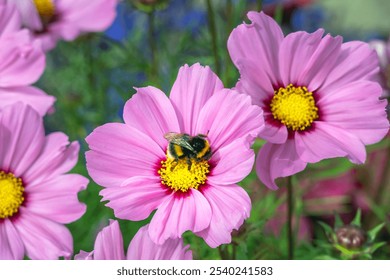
158 157 210 193
0 171 25 219
270 84 319 131
33 0 55 21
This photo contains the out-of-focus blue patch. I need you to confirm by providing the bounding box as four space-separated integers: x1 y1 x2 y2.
291 6 325 33
156 0 207 35
178 9 207 35
104 3 137 42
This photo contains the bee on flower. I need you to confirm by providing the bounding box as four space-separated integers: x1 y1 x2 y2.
85 63 264 247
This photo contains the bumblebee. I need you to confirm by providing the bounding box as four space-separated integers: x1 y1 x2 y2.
164 132 212 169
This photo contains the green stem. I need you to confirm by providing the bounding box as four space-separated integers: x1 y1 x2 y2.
257 0 262 11
287 176 294 260
224 0 233 85
87 37 104 127
231 241 237 260
274 4 284 25
375 145 390 205
218 246 229 260
206 0 221 76
148 10 158 79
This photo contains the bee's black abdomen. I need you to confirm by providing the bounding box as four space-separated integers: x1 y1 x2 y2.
190 136 211 160
191 137 206 152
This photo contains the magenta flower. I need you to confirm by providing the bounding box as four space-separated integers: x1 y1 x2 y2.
228 11 389 190
86 63 264 247
0 0 54 115
369 38 390 98
75 220 192 260
0 103 88 259
8 0 118 51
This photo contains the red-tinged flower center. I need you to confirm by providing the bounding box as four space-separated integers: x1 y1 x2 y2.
0 171 24 219
33 0 55 22
158 158 210 193
270 84 319 131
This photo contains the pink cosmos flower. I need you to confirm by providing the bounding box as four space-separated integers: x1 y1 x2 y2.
0 0 54 115
86 63 264 248
75 220 192 260
8 0 118 51
228 11 389 190
0 103 88 259
369 38 390 98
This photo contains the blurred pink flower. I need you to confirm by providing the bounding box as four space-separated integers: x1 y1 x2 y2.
75 220 192 260
86 63 264 248
228 11 389 190
0 0 54 115
0 103 88 259
369 38 390 98
8 0 118 51
264 172 360 241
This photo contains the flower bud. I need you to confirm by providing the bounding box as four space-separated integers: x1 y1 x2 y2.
335 225 366 249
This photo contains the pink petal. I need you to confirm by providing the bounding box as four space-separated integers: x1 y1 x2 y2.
23 132 79 185
279 29 322 86
196 89 264 151
233 59 275 107
86 123 164 161
169 63 224 135
149 189 212 244
13 208 73 260
123 86 180 149
74 250 93 260
86 123 164 188
0 219 24 260
197 185 251 248
100 176 168 221
208 138 255 186
318 81 389 145
368 40 389 70
93 220 125 260
279 29 342 91
34 32 58 52
256 141 307 190
320 41 380 93
24 174 87 224
260 112 288 144
228 11 283 86
0 86 55 116
0 0 21 35
0 30 45 87
297 34 342 90
57 0 117 32
0 103 44 177
127 224 192 260
295 122 367 164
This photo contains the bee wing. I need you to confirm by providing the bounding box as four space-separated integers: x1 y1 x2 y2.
164 132 195 152
172 139 195 152
164 132 180 141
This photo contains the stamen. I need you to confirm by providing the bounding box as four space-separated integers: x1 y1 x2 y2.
158 158 209 193
0 171 24 219
270 84 319 131
33 0 55 21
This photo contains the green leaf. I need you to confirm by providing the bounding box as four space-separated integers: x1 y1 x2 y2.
334 212 344 228
351 209 362 227
369 242 386 254
367 223 385 242
318 221 334 238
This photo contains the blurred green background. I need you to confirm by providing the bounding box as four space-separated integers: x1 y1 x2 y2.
38 0 390 259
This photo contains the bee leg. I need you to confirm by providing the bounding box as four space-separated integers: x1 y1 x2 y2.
186 158 192 170
170 159 178 171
